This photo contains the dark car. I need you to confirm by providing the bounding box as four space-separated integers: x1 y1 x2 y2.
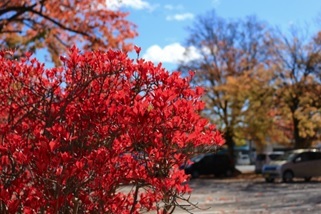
184 153 235 178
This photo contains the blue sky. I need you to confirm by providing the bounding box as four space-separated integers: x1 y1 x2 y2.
109 0 321 71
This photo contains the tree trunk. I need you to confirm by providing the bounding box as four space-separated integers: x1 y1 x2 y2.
293 115 312 149
224 131 235 166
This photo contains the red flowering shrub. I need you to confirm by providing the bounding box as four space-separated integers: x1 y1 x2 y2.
0 47 224 213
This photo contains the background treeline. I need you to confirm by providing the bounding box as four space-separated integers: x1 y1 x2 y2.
178 10 321 156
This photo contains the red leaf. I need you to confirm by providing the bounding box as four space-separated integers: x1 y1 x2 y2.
134 45 142 55
0 145 7 152
49 141 57 152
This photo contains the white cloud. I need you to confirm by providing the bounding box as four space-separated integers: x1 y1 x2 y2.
166 13 194 21
106 0 151 10
142 43 201 64
164 4 184 11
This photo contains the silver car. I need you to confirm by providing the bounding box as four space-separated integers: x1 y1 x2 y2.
262 149 321 183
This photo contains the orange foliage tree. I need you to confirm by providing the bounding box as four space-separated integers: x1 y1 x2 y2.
178 11 273 159
0 0 137 64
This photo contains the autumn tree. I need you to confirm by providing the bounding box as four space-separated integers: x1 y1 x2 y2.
0 0 137 65
179 11 273 159
270 27 321 148
0 47 224 213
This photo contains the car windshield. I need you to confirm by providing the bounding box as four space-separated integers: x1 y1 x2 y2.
191 154 205 163
275 152 296 161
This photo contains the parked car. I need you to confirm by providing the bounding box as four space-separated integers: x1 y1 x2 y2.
237 154 251 165
262 149 321 183
184 153 235 178
255 151 284 173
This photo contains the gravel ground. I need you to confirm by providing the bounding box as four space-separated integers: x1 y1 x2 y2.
173 172 321 214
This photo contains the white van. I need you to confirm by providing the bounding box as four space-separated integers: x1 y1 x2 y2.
254 151 284 173
262 149 321 182
237 153 251 165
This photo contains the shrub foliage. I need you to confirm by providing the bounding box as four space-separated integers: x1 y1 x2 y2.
0 48 224 213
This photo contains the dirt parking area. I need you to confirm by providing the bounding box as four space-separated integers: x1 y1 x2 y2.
174 172 321 214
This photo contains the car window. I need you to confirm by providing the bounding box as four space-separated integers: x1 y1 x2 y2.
304 152 315 161
310 152 321 160
191 154 205 163
276 151 297 162
269 154 282 160
315 152 321 160
214 155 226 162
215 154 233 166
294 152 312 162
202 155 214 164
256 154 266 161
